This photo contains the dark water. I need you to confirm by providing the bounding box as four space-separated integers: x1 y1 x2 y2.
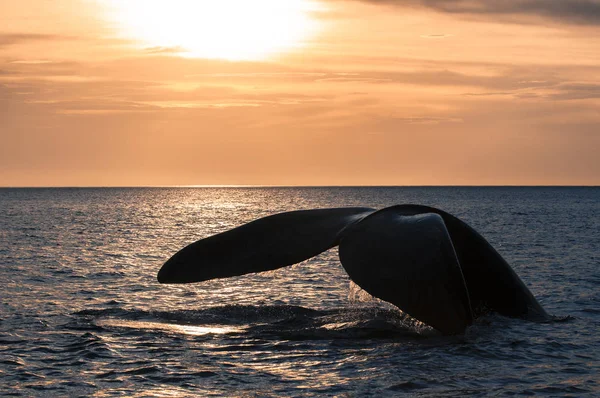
1 187 598 397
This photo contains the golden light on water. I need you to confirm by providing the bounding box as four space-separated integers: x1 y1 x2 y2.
105 0 322 60
99 319 242 336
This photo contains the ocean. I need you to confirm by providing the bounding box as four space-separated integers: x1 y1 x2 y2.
1 187 598 396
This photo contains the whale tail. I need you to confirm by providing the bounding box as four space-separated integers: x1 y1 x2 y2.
157 207 375 283
157 205 548 335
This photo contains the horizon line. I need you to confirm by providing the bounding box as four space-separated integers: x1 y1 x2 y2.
0 184 598 189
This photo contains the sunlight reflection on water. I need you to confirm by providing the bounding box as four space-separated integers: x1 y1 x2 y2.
97 319 243 336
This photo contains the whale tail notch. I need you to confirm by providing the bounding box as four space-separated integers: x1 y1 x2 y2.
157 207 375 283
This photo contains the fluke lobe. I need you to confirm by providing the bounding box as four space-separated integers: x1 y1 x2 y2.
157 204 549 335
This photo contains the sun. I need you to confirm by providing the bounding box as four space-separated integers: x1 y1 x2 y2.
104 0 321 60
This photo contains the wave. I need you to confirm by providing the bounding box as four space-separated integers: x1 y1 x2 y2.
75 304 436 341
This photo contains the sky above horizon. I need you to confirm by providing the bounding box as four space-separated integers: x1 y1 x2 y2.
1 0 599 186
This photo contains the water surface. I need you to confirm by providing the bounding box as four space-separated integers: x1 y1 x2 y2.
1 187 598 396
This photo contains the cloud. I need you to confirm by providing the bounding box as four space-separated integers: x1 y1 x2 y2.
143 46 187 54
420 34 453 38
9 60 55 64
315 76 393 83
347 0 600 25
390 116 464 124
304 69 562 92
0 33 71 47
462 91 514 97
463 81 600 101
0 75 334 118
549 82 600 100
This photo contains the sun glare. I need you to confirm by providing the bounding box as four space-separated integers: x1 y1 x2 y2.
105 0 321 60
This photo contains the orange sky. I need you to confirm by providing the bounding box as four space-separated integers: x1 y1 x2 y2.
1 0 599 186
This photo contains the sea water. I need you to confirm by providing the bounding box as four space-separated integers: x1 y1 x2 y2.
1 187 598 396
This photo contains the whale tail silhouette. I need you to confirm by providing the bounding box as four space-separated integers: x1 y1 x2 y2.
157 207 375 283
158 205 548 335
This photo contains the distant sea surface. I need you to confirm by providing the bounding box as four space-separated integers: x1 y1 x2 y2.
1 187 599 397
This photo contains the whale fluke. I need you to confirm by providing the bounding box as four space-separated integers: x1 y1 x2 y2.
157 207 375 283
158 204 548 335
